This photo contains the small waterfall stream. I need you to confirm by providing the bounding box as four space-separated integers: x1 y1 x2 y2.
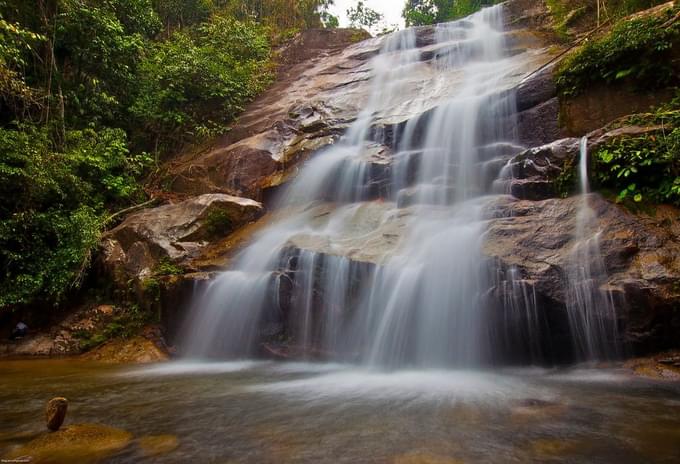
183 6 619 366
564 137 621 361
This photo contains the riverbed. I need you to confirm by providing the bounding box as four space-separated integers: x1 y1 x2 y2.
1 360 679 463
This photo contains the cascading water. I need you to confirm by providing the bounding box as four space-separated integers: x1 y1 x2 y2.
183 6 596 366
564 137 621 361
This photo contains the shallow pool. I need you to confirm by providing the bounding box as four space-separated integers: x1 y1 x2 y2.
1 359 679 463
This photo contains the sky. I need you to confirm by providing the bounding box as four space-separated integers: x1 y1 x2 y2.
329 0 406 31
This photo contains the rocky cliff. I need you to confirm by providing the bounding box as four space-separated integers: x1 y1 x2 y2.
99 0 679 361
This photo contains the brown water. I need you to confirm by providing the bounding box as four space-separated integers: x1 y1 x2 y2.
1 359 680 463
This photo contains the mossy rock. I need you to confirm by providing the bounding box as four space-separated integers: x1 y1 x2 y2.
5 423 133 463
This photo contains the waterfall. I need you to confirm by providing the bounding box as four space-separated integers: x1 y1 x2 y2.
564 137 621 361
181 6 562 366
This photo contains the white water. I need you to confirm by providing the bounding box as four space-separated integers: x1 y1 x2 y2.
564 137 621 360
183 7 617 366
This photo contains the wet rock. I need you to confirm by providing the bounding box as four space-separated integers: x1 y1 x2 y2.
517 97 562 148
515 64 557 113
283 202 410 265
5 424 133 464
506 125 665 200
276 195 680 357
484 195 680 353
624 350 680 380
46 397 68 431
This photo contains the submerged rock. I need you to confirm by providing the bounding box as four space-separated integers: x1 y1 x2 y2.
46 397 68 431
5 424 132 464
624 350 680 380
137 434 179 457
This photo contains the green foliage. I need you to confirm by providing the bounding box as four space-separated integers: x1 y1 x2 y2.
0 6 45 115
402 0 499 26
0 125 150 308
593 96 680 206
75 304 152 351
55 0 155 127
0 0 330 311
220 0 335 31
205 209 233 236
546 0 671 26
556 5 680 97
152 0 213 29
153 258 184 276
131 15 272 150
347 1 383 30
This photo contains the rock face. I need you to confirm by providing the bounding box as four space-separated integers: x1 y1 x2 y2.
102 194 262 280
484 195 680 355
0 305 133 358
163 30 380 199
46 397 68 431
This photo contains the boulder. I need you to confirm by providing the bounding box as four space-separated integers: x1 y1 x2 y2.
80 334 170 364
101 194 263 280
46 397 68 431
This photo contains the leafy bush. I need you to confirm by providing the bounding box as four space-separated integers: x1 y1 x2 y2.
0 126 151 308
556 5 680 97
593 96 680 206
0 0 331 312
131 15 272 151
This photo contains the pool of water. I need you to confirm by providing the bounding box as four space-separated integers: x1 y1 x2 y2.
1 359 679 463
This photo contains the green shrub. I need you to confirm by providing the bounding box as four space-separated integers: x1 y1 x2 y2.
205 209 233 236
556 5 680 97
154 258 184 276
0 125 151 308
403 1 501 26
131 15 272 152
593 96 680 206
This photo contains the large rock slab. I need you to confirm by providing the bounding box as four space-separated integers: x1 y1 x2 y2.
102 194 262 280
163 18 559 200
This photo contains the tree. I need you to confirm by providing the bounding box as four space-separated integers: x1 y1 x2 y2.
347 1 383 30
402 0 497 26
131 15 272 152
319 0 339 28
